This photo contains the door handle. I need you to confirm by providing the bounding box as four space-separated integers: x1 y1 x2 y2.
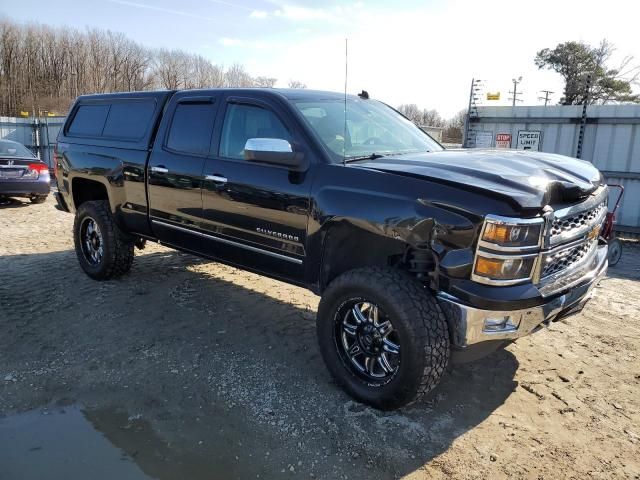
205 174 228 184
151 166 169 174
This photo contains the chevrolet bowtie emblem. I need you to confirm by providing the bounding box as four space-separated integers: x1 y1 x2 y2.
587 224 601 241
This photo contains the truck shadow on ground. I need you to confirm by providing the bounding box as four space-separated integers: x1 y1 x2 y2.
1 248 526 479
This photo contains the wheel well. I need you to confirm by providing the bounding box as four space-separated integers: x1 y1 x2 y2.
319 223 434 292
72 178 108 209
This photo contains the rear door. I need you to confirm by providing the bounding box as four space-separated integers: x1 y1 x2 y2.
147 92 219 248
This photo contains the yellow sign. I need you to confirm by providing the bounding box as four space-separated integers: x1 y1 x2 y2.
20 111 29 117
486 92 500 100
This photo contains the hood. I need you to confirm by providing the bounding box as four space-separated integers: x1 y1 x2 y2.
354 149 603 211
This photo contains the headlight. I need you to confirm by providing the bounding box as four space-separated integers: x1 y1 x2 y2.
481 219 542 249
473 214 544 286
474 255 537 282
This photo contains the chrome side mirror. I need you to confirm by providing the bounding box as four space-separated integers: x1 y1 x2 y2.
243 138 304 169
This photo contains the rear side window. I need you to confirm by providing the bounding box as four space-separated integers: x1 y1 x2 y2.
103 101 155 140
67 104 110 136
67 100 157 141
219 103 291 159
166 102 217 156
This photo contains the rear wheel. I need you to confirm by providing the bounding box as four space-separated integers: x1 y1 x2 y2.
317 267 450 410
30 194 48 204
73 200 134 280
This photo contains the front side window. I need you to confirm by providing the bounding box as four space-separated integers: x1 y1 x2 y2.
166 101 217 156
219 103 291 160
293 98 442 161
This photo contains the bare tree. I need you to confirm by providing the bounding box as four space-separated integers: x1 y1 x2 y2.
442 109 466 144
225 63 254 87
254 76 277 88
396 104 422 124
0 18 282 115
287 79 307 89
421 109 445 127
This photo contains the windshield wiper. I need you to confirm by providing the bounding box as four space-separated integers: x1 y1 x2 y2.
344 153 386 163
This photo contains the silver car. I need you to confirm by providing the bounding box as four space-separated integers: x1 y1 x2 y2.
0 139 50 204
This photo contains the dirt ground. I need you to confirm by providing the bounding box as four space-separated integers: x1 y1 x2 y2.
1 195 639 480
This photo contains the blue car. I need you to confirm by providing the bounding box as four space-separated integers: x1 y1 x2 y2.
0 139 50 204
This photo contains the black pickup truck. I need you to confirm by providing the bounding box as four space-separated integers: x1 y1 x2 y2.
54 89 608 409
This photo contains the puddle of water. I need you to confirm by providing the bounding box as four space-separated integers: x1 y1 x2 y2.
0 406 152 480
0 405 275 480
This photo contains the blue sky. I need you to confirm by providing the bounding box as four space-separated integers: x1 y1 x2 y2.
4 0 639 117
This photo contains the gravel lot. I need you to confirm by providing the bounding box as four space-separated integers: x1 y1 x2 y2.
1 195 639 479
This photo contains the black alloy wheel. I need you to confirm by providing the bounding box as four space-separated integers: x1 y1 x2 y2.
335 300 401 385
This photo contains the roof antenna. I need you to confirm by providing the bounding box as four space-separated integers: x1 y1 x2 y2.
343 38 348 167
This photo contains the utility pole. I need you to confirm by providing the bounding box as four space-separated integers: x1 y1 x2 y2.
509 76 523 106
538 90 554 106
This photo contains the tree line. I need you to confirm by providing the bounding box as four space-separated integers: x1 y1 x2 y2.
397 104 465 143
0 19 306 116
0 18 462 140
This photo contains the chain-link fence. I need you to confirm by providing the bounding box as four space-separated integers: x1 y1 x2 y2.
0 116 65 168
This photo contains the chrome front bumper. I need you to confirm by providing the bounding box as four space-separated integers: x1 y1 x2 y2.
438 244 608 347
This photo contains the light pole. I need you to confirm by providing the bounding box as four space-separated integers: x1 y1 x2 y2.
509 76 523 107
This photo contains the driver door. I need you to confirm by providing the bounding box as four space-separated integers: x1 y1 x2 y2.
199 96 313 283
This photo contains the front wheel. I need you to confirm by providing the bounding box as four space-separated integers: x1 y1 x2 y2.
317 267 450 410
73 200 134 280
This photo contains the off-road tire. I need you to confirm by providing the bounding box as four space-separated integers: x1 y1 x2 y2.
30 195 48 204
317 267 450 410
73 200 134 280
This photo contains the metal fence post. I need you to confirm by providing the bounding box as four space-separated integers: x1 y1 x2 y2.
575 73 592 159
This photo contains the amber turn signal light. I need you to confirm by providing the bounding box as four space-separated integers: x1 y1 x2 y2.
474 257 504 277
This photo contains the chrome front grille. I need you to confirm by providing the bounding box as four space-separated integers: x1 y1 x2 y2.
541 240 596 278
550 201 607 240
537 186 608 296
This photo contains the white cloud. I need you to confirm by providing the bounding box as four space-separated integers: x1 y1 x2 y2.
219 37 244 47
250 10 268 19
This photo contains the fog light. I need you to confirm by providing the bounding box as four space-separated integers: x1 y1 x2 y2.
483 316 516 332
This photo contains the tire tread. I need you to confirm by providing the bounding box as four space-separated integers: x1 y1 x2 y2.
318 267 450 409
73 200 134 279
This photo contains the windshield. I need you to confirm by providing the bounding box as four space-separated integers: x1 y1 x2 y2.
0 140 34 158
293 97 443 162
